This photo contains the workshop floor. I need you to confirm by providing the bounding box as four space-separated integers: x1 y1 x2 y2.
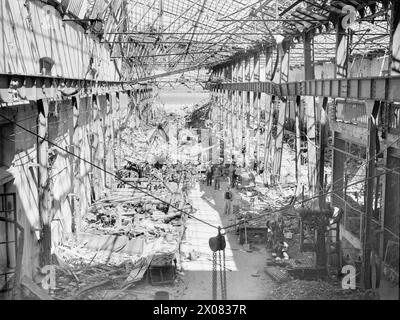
179 180 275 300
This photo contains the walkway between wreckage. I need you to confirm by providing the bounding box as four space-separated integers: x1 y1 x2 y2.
179 180 275 300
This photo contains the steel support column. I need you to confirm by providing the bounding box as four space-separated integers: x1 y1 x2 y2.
362 100 380 289
238 60 244 164
244 57 251 168
72 97 81 240
272 41 290 185
37 99 51 266
295 95 302 186
318 97 329 208
232 61 238 158
263 47 275 185
303 31 318 200
253 53 261 173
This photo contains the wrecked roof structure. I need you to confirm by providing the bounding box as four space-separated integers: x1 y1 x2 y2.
0 0 399 302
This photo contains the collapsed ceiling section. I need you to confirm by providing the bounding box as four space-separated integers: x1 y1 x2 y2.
73 0 391 83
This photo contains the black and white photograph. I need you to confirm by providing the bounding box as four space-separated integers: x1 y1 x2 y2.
0 0 399 306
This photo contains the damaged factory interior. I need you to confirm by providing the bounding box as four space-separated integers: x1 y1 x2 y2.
0 0 399 301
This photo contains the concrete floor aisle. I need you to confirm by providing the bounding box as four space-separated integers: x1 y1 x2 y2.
179 180 275 300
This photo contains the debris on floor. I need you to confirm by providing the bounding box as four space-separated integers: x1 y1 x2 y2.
271 279 368 300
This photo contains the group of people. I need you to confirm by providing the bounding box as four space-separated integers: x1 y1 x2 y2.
204 161 241 216
205 162 239 190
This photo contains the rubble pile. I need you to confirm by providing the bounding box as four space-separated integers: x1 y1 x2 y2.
119 125 170 166
47 179 189 300
38 111 200 300
48 207 185 300
235 183 298 230
38 241 186 300
82 187 184 239
184 101 212 128
50 243 136 300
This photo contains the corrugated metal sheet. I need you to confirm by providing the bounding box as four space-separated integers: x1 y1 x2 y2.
112 0 123 15
66 0 89 19
88 0 107 19
102 0 124 42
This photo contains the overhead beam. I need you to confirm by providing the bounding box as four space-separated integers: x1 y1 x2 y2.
129 65 206 84
111 50 232 58
216 19 329 22
0 73 150 104
279 0 304 17
211 76 400 103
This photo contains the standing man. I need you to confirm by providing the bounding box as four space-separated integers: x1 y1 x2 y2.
234 165 242 188
228 162 236 188
181 181 189 202
214 163 222 190
206 163 213 186
224 186 233 215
